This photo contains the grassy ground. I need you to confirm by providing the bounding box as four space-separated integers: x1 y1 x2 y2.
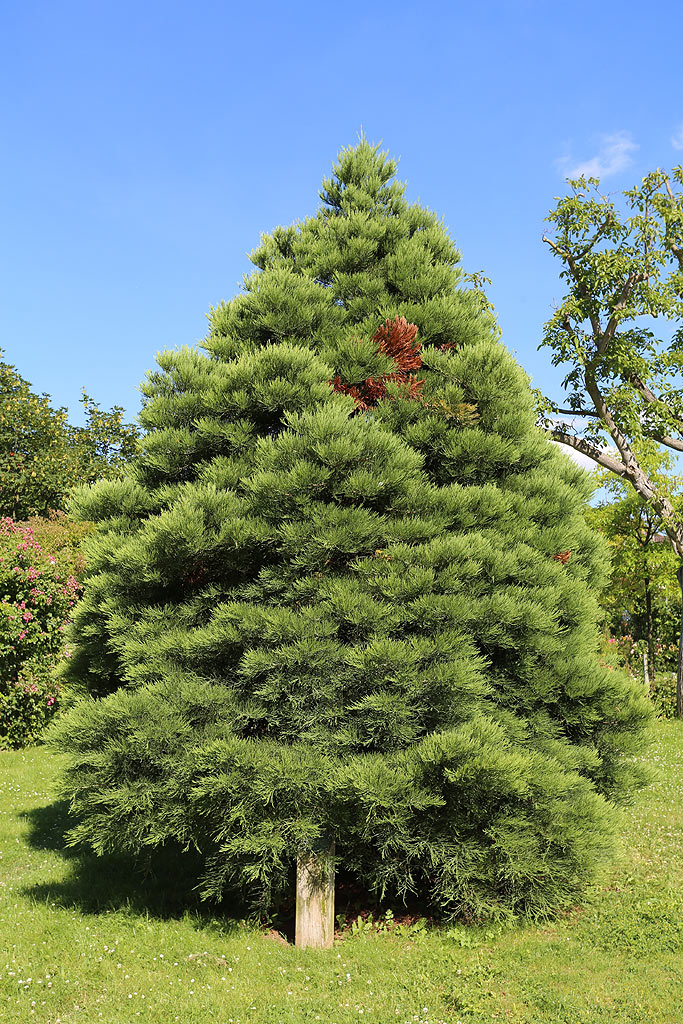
1 721 682 1024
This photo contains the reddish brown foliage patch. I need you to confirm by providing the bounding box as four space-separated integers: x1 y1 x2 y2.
331 316 424 411
552 550 572 565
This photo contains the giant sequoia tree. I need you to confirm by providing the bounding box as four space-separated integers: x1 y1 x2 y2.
52 142 650 943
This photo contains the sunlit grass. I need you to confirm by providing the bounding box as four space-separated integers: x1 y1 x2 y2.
1 720 681 1023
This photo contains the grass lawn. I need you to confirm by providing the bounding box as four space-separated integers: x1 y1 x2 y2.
1 720 682 1024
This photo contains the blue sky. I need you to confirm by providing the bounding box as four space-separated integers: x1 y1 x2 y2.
2 0 682 429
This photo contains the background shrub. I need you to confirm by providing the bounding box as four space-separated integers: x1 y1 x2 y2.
0 670 61 747
0 516 81 747
649 673 677 719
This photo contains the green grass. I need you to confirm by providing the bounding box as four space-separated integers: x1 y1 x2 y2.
1 721 682 1024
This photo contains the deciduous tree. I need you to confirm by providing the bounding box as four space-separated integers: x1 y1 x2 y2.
539 167 683 714
0 354 72 519
0 351 140 519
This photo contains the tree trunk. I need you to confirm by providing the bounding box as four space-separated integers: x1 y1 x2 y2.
295 838 335 949
644 576 655 678
677 566 683 719
643 650 650 690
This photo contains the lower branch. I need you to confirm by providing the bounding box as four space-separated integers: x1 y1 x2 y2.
540 424 628 476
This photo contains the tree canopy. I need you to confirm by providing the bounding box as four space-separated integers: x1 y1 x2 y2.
0 351 140 520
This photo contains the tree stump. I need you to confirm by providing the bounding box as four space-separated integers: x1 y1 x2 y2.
295 838 335 949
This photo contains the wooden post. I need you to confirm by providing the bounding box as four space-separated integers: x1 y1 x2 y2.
295 838 335 949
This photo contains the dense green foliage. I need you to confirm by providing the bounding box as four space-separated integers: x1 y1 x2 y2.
0 357 72 519
585 450 682 722
52 142 651 922
0 351 139 519
0 517 82 747
587 449 682 674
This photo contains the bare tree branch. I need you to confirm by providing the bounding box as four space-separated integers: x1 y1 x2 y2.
629 375 661 405
583 369 640 475
540 424 628 476
658 434 683 452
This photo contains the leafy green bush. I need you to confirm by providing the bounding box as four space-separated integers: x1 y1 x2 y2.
601 635 676 719
0 670 61 747
649 673 677 719
0 516 81 747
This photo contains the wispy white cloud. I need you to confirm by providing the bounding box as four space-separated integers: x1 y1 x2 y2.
557 131 638 180
672 124 683 151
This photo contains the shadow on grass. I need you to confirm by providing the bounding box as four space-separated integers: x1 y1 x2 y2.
19 801 399 943
19 799 246 931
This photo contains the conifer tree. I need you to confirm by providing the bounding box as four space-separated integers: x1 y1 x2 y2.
52 141 651 942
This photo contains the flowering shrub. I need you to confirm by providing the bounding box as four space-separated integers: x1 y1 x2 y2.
0 517 81 747
0 672 61 747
